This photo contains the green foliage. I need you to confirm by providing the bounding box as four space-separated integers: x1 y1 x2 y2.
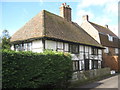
1 30 11 50
2 50 72 88
2 37 11 49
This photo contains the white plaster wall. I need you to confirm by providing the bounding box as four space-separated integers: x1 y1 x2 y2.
89 60 92 69
85 53 89 59
85 46 89 52
98 61 101 68
57 42 63 49
79 53 84 60
79 61 81 70
45 40 56 51
71 54 79 60
89 47 92 54
79 45 84 60
11 45 14 50
64 43 68 52
79 45 84 52
98 49 102 54
98 49 102 61
32 40 43 53
81 21 101 44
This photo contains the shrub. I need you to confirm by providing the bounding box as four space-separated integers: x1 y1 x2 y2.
2 50 72 88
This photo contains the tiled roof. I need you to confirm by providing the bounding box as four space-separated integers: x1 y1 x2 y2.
89 22 117 37
10 11 44 42
89 22 119 48
10 10 103 48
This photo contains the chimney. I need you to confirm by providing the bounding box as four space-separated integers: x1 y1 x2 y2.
82 15 89 21
105 24 108 28
60 3 72 21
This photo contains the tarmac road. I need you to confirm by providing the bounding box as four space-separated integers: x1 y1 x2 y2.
77 74 119 89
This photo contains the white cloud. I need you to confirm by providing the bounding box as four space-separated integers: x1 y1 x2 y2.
104 0 118 16
75 0 119 36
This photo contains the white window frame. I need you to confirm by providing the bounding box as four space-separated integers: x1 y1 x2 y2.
115 48 118 54
104 47 109 53
107 34 113 41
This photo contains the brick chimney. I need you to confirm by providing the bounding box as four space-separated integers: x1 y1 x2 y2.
60 3 72 21
82 15 89 22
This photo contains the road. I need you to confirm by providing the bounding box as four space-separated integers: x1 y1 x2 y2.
77 74 119 89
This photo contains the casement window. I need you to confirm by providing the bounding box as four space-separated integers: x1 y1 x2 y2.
23 43 27 51
92 60 98 69
73 61 79 71
27 43 32 51
91 48 98 55
115 48 118 54
107 34 113 41
104 47 109 53
69 44 79 54
15 42 32 51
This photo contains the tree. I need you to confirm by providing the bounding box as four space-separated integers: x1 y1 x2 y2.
1 30 11 50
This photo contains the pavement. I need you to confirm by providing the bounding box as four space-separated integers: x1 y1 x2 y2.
75 74 120 89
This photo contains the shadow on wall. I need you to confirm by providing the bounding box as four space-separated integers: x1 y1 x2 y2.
103 55 119 72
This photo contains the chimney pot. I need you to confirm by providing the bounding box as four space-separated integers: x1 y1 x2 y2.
105 25 108 28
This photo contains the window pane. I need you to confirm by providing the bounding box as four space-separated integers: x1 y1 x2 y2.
69 44 79 54
94 61 98 69
73 61 79 71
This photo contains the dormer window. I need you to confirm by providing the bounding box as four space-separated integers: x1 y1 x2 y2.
107 34 113 41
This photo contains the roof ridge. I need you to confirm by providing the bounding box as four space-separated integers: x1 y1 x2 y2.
90 21 107 29
89 21 117 37
43 9 73 23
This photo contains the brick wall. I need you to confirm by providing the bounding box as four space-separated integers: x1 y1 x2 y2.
102 47 119 72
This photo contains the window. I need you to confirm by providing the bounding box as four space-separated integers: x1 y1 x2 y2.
84 59 89 70
104 47 109 53
15 42 32 51
27 43 32 51
69 44 79 54
92 60 98 69
15 45 19 51
23 43 27 51
57 42 63 50
91 48 98 55
107 34 113 41
73 61 79 71
115 48 118 54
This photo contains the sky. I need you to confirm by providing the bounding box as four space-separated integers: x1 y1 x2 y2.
0 0 119 37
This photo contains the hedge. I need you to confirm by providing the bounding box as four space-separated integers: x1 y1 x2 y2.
2 50 73 88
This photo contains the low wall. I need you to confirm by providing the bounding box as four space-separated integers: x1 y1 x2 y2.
71 68 110 82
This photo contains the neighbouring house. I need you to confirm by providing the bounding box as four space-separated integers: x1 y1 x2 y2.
81 15 120 72
10 3 103 71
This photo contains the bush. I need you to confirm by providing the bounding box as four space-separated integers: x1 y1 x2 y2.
2 50 73 88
